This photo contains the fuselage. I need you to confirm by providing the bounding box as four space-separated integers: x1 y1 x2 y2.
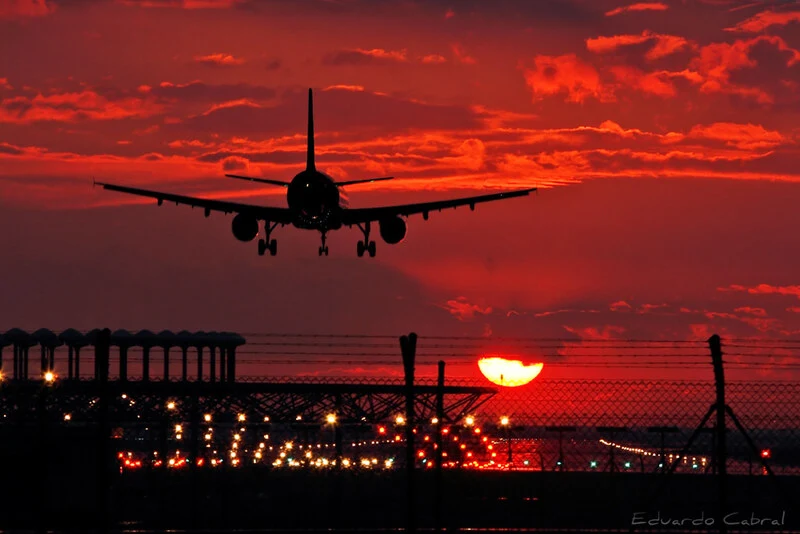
286 170 343 230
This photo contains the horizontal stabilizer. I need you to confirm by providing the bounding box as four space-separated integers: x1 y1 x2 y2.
336 176 394 187
225 174 289 187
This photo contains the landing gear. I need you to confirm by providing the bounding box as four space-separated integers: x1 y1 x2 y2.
258 222 279 256
318 231 329 256
356 222 376 258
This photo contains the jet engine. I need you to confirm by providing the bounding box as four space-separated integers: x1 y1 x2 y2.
231 213 259 242
379 216 407 244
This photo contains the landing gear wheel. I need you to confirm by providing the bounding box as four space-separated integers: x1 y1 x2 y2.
367 241 376 258
269 239 277 256
357 241 365 257
258 239 267 256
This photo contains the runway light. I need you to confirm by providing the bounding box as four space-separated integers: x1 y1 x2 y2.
204 414 212 422
238 413 246 422
378 426 386 434
44 371 56 383
431 417 439 424
175 424 182 433
761 449 771 459
590 460 598 469
465 416 475 426
326 413 336 424
64 414 72 421
500 416 510 426
395 415 405 425
166 402 176 410
624 462 632 469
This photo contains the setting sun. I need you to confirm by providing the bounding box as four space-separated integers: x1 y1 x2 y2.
478 357 543 387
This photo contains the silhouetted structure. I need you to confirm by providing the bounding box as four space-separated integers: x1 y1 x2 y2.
0 328 245 382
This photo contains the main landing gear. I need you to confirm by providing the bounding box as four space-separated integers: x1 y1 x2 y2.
258 222 278 256
356 221 376 258
318 231 329 256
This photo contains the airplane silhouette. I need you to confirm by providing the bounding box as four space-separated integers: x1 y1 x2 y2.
95 88 537 257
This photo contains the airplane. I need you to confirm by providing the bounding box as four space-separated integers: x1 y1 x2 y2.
94 88 537 257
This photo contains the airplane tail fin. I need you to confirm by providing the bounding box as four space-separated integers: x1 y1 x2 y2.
306 88 315 171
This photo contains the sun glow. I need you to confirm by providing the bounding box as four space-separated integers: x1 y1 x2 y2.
478 357 543 387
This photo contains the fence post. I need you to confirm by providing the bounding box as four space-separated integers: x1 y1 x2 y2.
400 333 417 534
708 334 727 533
434 360 445 532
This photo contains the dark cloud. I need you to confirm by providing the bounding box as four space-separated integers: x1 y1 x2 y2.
177 88 482 136
150 81 276 102
322 48 408 66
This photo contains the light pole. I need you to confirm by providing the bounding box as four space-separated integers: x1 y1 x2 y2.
500 416 512 468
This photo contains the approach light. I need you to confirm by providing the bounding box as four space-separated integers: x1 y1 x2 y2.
166 402 176 410
395 415 405 425
238 413 246 422
465 416 475 426
761 449 771 459
326 413 336 424
500 416 510 426
204 414 212 422
431 417 439 424
44 371 56 383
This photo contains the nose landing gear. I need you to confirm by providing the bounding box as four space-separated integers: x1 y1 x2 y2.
318 231 329 256
356 222 376 258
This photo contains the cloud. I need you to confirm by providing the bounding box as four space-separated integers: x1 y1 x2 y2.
193 53 245 67
180 88 482 136
439 296 493 321
562 325 626 340
734 306 768 317
323 85 365 92
719 284 800 299
610 300 632 311
690 35 800 103
322 48 408 66
117 0 246 8
725 9 800 33
0 90 162 123
444 8 455 19
687 123 786 149
0 78 12 90
521 54 614 103
221 155 249 171
0 0 56 18
451 43 477 65
586 31 689 61
605 2 668 17
151 81 276 102
421 54 447 64
610 66 679 97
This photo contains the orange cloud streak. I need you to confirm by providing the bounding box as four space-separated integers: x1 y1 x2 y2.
605 2 668 17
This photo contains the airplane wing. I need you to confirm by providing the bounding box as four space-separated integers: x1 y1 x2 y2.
225 174 289 187
94 181 294 223
335 176 394 187
340 187 537 225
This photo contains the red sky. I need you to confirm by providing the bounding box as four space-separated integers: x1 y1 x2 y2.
2 0 800 382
